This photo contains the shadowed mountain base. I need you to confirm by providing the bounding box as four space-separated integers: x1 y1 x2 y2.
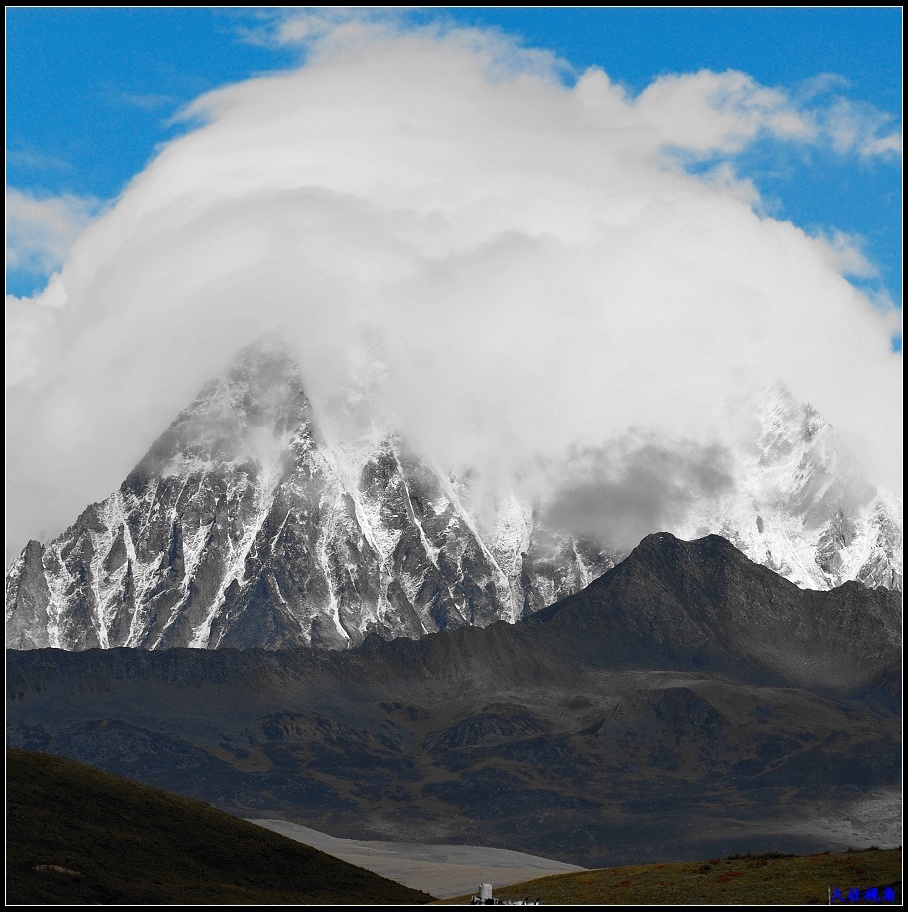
7 534 901 869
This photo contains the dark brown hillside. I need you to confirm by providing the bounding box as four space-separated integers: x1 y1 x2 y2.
6 747 434 905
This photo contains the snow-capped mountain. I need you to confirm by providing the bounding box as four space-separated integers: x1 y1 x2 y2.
5 338 901 651
676 382 902 592
5 337 611 650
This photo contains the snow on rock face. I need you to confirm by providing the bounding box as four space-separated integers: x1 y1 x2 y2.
5 337 616 650
4 346 901 652
677 382 902 593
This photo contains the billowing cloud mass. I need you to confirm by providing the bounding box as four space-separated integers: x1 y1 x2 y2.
5 20 903 563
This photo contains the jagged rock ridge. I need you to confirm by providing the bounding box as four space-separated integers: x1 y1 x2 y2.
5 337 610 650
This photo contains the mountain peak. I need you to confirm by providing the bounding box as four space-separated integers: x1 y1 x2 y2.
620 531 749 579
129 334 315 482
218 332 306 413
632 530 738 556
229 332 297 376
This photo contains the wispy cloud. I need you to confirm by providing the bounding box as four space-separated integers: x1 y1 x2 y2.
822 98 902 158
812 229 878 279
5 188 100 274
632 68 815 155
6 147 75 174
237 8 414 49
119 91 180 111
237 8 572 82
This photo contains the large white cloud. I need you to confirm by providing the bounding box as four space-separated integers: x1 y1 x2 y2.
5 22 902 564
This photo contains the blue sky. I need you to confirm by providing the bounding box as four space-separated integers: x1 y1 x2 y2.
7 7 902 324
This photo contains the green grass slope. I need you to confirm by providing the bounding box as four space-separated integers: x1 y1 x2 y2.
6 748 434 905
436 848 902 905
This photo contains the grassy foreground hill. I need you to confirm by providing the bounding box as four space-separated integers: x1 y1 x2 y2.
436 848 902 905
6 748 434 905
